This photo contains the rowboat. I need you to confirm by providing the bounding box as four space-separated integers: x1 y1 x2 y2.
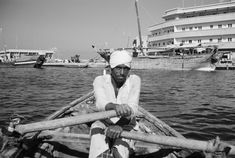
215 51 235 70
0 91 234 158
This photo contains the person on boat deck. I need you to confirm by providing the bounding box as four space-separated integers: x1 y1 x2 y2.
89 50 141 158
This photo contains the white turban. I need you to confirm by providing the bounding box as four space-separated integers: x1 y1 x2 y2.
109 50 132 68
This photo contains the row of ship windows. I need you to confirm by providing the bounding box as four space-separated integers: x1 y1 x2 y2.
0 52 53 57
182 38 233 43
180 23 233 31
3 52 38 55
151 29 173 36
151 24 233 37
150 38 233 47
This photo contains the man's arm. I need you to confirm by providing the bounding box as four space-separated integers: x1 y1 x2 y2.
93 76 109 111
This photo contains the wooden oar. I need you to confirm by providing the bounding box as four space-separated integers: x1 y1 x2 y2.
38 131 235 156
121 131 235 156
15 110 117 134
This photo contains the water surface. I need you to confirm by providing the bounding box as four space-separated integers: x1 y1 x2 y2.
0 67 234 146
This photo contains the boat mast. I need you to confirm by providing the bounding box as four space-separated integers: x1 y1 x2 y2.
0 27 7 55
0 27 4 51
135 0 144 56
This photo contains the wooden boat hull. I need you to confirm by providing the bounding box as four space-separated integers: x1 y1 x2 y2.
96 48 217 71
0 92 202 158
43 62 88 68
131 54 214 70
0 55 45 68
0 61 41 68
215 53 235 70
87 62 107 68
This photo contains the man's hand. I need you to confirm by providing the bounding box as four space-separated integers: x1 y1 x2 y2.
115 104 133 117
105 103 133 117
105 125 123 139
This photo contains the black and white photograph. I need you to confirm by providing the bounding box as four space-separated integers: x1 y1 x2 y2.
0 0 235 157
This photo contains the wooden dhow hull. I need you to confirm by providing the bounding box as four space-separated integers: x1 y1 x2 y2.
96 47 218 71
131 54 214 70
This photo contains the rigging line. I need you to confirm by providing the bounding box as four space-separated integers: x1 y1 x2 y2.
138 1 157 25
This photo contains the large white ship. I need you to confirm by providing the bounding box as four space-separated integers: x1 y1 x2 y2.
147 0 235 70
148 0 235 50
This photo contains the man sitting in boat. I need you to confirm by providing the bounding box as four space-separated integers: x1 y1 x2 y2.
89 50 141 158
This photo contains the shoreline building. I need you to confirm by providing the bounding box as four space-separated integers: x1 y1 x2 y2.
147 0 235 52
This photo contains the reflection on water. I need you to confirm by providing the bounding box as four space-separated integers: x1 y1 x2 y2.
0 67 235 145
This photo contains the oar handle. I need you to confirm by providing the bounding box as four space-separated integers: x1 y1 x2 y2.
15 110 117 134
121 131 235 156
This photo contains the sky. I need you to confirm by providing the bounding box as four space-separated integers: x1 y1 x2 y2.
0 0 224 59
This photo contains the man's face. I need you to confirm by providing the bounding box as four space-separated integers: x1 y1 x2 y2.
111 64 130 84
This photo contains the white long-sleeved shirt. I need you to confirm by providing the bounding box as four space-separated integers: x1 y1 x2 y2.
93 74 141 123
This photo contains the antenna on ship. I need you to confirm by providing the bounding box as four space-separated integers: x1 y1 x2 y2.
135 0 144 56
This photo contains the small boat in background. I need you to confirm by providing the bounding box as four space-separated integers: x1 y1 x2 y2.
215 51 235 70
63 62 88 68
87 59 107 68
43 62 88 68
87 62 107 68
43 54 89 68
0 49 55 68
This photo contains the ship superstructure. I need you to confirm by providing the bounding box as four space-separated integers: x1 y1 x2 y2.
148 0 235 52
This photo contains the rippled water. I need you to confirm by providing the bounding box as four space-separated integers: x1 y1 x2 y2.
0 67 235 146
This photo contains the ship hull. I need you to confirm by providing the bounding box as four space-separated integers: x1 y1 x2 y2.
43 62 88 68
0 61 37 68
0 58 45 68
131 54 214 70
